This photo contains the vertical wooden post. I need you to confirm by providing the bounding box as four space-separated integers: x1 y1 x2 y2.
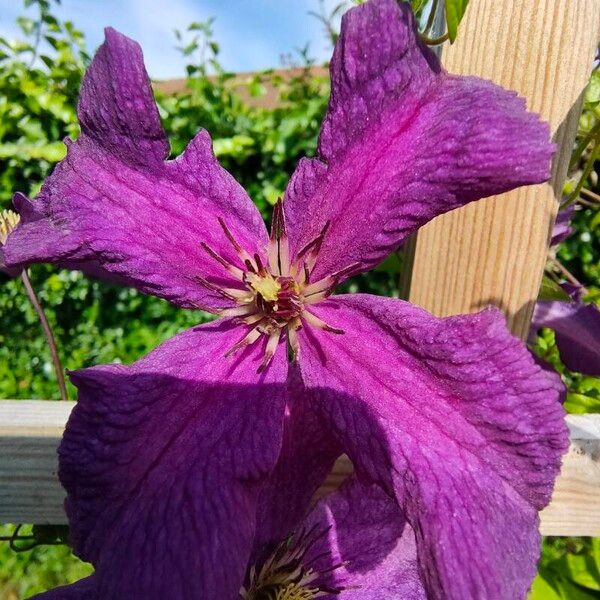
402 0 600 339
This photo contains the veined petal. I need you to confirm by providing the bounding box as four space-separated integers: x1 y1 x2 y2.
3 29 267 311
532 295 600 376
304 478 426 599
79 28 169 166
284 0 554 282
550 204 575 246
297 294 568 599
30 576 98 600
0 250 19 278
42 320 287 600
253 365 341 556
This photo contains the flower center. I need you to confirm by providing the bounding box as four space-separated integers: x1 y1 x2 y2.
247 582 320 600
240 526 344 600
244 273 302 322
197 201 359 371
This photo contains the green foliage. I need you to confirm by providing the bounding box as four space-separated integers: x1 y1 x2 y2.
586 70 600 110
530 538 600 599
533 328 600 415
0 1 598 598
0 0 85 205
538 275 572 301
0 524 93 599
558 205 600 291
444 0 470 42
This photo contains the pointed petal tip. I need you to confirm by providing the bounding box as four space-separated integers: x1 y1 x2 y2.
12 191 34 215
103 26 133 46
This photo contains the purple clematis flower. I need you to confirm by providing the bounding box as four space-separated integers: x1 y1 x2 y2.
34 477 427 599
4 0 569 598
532 281 600 376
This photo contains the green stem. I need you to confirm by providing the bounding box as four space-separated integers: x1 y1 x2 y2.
581 187 600 203
421 32 449 45
20 270 68 401
546 268 562 285
564 138 600 208
551 258 585 290
569 120 600 171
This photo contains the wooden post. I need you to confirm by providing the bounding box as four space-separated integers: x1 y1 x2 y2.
402 0 600 339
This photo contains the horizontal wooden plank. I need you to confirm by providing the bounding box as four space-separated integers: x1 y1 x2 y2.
0 401 598 535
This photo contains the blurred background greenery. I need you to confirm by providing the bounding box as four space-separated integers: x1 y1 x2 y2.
0 0 598 598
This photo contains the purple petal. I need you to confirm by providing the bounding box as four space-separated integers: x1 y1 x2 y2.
253 364 340 555
284 0 554 281
29 576 98 600
297 294 568 599
0 249 20 277
53 320 287 599
563 282 584 302
78 28 169 166
3 29 267 311
551 204 575 246
303 478 426 599
532 296 600 375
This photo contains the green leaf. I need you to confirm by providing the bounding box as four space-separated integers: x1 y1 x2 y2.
565 392 600 414
585 70 600 108
529 570 562 600
445 0 470 42
556 548 600 591
44 35 59 51
16 16 35 35
565 376 600 414
538 275 571 301
212 135 255 157
529 567 599 600
411 0 427 12
374 252 401 275
0 141 67 162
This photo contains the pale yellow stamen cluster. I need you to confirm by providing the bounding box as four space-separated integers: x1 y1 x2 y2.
0 210 20 245
246 272 282 303
241 577 323 600
240 527 341 600
198 202 357 371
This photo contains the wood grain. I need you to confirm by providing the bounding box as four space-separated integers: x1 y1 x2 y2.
0 401 599 535
0 401 73 524
402 0 600 339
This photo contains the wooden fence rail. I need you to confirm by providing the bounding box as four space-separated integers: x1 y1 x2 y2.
0 401 599 536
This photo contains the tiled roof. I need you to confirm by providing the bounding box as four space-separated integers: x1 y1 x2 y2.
153 66 329 109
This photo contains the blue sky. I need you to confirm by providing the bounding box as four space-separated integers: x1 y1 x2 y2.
0 0 348 78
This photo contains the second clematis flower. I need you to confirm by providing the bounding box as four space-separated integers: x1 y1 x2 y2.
530 206 600 376
4 0 569 598
31 477 427 599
